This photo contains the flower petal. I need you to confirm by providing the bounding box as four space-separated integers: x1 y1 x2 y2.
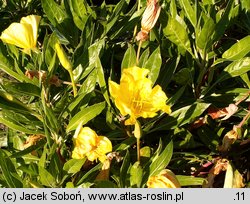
1 23 33 49
20 15 41 46
109 80 120 98
123 66 149 81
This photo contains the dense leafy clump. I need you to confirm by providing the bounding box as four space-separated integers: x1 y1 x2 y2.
0 0 250 188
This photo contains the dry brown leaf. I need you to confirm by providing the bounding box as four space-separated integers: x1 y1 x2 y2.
208 104 238 120
218 126 239 152
233 169 245 188
203 159 228 188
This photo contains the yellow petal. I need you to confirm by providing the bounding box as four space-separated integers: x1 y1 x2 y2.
20 15 41 46
75 127 97 147
124 115 137 125
72 127 112 163
147 169 181 188
151 85 171 113
109 66 171 125
97 136 112 155
123 66 149 81
1 23 34 49
0 15 40 52
108 80 120 98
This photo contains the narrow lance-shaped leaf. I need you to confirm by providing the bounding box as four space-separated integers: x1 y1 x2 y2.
66 102 106 132
144 47 162 84
196 18 216 51
179 0 196 28
0 150 23 187
222 35 250 60
121 45 137 71
68 0 89 30
63 158 86 174
130 161 143 187
96 58 111 106
163 15 192 55
105 0 126 34
149 140 173 177
41 0 67 25
151 102 211 132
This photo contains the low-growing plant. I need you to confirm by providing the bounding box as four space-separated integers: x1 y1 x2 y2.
0 0 249 188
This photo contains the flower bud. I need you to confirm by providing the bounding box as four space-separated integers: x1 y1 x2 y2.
147 169 181 188
55 43 72 71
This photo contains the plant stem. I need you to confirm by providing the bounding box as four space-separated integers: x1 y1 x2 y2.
136 40 142 65
137 137 141 163
69 70 77 97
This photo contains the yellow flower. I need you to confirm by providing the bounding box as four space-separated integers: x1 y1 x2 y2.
0 15 41 54
72 126 112 163
109 66 171 125
55 43 72 71
136 0 161 41
147 169 181 188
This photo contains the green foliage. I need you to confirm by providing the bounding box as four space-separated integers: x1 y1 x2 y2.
0 0 249 188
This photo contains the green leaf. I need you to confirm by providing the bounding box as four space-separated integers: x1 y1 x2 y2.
149 140 173 177
106 0 126 34
130 161 143 187
197 126 219 152
94 180 118 188
0 149 23 188
10 139 45 158
204 58 250 95
216 57 250 83
0 43 28 82
67 102 106 132
196 18 216 50
213 0 234 42
39 166 56 187
121 45 137 71
242 0 250 11
96 58 111 106
41 0 67 25
75 164 102 186
0 114 43 134
110 7 144 40
158 56 181 90
42 0 79 46
120 150 130 187
68 0 90 30
176 175 206 186
138 48 150 67
144 47 162 84
0 90 32 113
63 158 86 174
114 137 136 151
4 82 41 97
152 101 211 132
163 15 192 55
88 39 105 66
167 85 186 107
179 0 196 28
222 36 250 60
240 73 250 88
